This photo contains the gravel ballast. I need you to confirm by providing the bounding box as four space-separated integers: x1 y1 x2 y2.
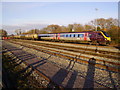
2 40 119 88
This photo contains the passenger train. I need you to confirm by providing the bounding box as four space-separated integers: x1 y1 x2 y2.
13 30 111 45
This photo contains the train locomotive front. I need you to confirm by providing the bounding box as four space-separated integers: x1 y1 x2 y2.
88 30 111 45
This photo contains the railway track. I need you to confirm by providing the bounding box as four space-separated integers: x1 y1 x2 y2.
14 40 119 59
2 40 119 88
7 39 119 72
11 39 119 54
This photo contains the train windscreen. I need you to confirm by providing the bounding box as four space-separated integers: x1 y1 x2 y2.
102 31 110 37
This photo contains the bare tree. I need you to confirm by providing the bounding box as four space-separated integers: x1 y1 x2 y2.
90 18 118 31
15 29 21 35
0 29 7 37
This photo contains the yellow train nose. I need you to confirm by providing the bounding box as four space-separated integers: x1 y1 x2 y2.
106 37 111 41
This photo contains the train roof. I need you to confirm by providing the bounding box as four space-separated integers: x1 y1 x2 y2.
38 30 102 35
15 30 105 36
49 31 94 34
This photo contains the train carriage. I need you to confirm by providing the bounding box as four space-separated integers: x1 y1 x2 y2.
37 30 111 45
13 30 111 45
88 31 111 45
57 32 91 41
25 34 38 40
38 34 56 40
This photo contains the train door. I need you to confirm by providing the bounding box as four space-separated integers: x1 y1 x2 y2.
57 33 60 40
53 34 56 39
97 33 104 42
84 33 87 41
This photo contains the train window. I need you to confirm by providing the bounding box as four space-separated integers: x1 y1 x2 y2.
50 34 53 37
71 34 74 37
60 35 64 37
102 31 110 37
88 34 92 37
73 34 75 37
78 34 84 37
67 34 70 37
47 34 51 37
66 34 68 37
68 34 72 37
98 33 102 36
75 34 78 37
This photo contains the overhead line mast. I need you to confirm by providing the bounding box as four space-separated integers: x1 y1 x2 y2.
95 8 98 31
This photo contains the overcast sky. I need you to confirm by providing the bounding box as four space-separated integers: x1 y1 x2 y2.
1 1 118 35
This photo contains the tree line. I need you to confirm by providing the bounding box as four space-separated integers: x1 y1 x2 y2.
19 18 118 34
0 18 119 45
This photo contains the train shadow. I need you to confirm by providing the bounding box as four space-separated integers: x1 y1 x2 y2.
47 58 78 88
2 44 54 88
50 68 68 87
11 55 53 88
15 54 52 78
48 58 96 88
48 70 78 88
16 58 48 79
